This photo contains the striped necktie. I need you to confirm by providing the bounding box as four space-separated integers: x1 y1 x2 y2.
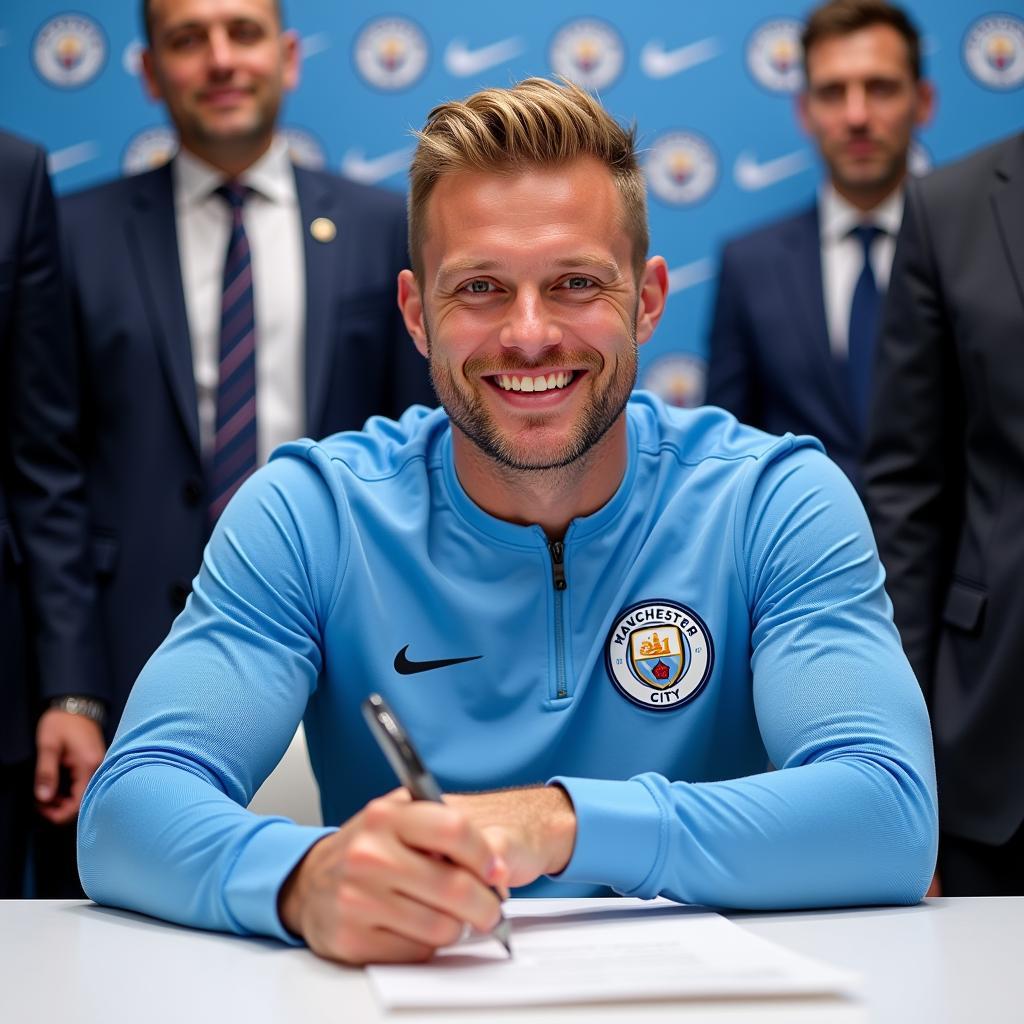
208 182 258 523
846 224 883 434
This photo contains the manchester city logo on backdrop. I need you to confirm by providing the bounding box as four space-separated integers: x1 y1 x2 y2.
908 139 932 177
746 19 804 93
33 14 107 89
963 16 1024 91
605 601 714 712
280 127 327 170
353 17 429 91
549 19 625 91
640 353 707 408
646 131 718 206
122 126 178 175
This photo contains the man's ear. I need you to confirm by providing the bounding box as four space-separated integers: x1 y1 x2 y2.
914 78 936 130
635 256 669 348
796 91 812 137
397 269 429 359
140 48 163 102
281 29 301 93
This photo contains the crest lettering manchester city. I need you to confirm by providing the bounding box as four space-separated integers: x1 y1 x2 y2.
605 600 714 711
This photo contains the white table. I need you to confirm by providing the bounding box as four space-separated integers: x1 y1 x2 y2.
1 898 1019 1023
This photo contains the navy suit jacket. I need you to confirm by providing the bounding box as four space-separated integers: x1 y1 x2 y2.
705 205 863 491
17 161 433 736
865 134 1024 845
2 133 100 763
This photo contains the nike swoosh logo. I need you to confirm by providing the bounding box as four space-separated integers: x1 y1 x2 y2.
640 37 721 79
394 645 483 675
733 149 811 191
300 33 332 59
47 141 100 176
667 258 716 295
341 146 413 185
444 37 525 77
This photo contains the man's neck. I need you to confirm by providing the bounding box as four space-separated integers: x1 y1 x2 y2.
178 135 275 179
451 419 629 541
830 170 906 214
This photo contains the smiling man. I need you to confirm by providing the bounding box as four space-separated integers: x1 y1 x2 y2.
17 0 432 894
706 0 934 493
80 78 936 965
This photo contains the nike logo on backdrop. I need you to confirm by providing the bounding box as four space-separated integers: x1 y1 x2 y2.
394 645 483 675
640 37 721 79
444 37 525 76
47 141 100 176
341 146 413 185
667 258 716 295
733 149 811 191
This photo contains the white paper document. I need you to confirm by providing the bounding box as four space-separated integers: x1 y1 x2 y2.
367 898 861 1010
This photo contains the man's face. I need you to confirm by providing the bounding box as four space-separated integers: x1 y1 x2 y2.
141 0 298 159
799 24 933 203
398 158 666 473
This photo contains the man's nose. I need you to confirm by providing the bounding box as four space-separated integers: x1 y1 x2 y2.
498 288 562 355
207 27 236 73
843 84 869 126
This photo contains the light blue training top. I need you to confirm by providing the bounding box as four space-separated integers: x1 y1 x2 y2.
78 393 937 944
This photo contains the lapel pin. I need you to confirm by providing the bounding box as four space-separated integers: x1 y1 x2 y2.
310 217 337 243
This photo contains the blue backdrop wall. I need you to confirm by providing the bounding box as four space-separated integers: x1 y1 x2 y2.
1 1 1022 404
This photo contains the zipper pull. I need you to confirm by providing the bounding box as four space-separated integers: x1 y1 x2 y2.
548 540 567 591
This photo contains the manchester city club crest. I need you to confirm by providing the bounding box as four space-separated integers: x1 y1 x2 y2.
645 131 718 207
640 353 707 409
33 14 107 89
605 600 714 711
122 126 178 175
280 127 327 170
963 15 1024 91
549 18 625 91
746 19 804 93
353 17 429 91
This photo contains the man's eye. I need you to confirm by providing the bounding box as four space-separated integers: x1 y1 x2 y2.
167 30 204 50
562 276 596 290
866 79 900 99
230 21 264 44
464 280 495 294
814 84 844 103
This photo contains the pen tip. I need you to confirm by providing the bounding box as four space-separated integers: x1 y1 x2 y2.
494 919 513 956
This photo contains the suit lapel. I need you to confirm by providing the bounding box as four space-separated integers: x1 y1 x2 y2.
126 165 200 457
990 133 1024 314
295 166 340 434
779 206 857 436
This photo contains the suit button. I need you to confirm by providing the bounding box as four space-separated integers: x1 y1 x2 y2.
168 582 189 610
183 478 203 506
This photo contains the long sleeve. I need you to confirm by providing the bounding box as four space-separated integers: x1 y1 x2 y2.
862 179 965 697
78 455 339 941
6 147 106 704
555 449 938 908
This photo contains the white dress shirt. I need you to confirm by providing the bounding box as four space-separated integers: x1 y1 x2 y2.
818 183 904 360
173 137 306 464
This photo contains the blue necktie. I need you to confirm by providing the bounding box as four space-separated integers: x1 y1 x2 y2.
209 182 258 523
847 224 883 433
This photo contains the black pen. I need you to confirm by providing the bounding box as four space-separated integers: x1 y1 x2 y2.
361 692 513 956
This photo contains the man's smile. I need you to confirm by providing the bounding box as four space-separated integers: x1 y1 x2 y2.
481 368 587 405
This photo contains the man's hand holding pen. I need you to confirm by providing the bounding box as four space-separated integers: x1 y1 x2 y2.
277 785 577 966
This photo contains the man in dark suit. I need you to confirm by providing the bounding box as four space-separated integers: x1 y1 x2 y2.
1 131 106 896
706 0 933 492
864 131 1024 895
14 0 432 890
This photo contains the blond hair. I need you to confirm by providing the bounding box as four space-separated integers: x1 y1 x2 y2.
408 77 648 280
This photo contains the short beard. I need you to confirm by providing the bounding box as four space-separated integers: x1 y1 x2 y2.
426 324 638 473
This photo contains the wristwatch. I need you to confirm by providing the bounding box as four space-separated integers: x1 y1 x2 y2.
49 695 107 727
